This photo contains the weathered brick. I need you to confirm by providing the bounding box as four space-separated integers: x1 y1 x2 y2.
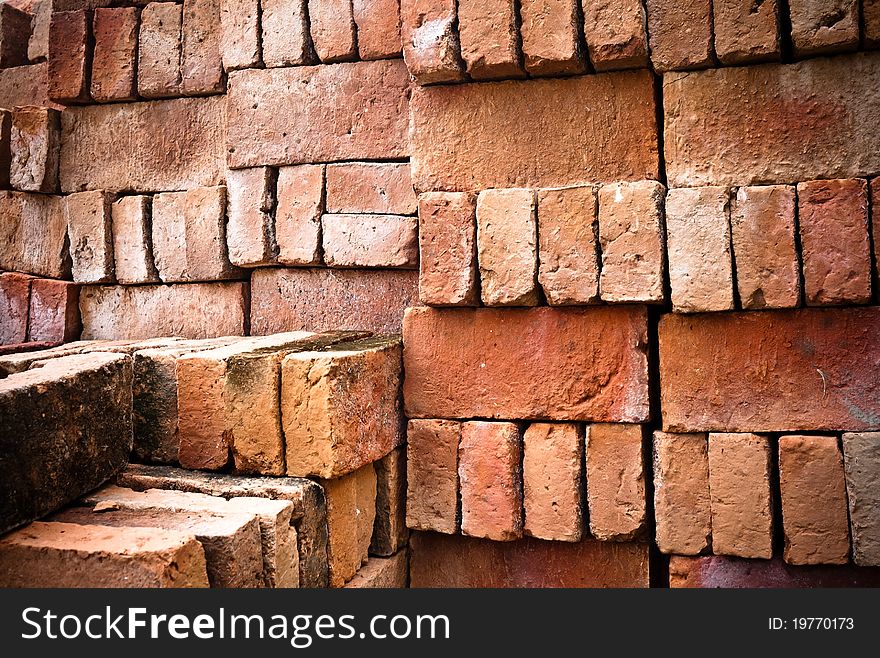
406 419 460 534
523 422 583 542
665 186 734 313
139 2 182 98
0 272 32 345
537 185 599 305
261 0 311 67
353 0 401 60
80 282 248 339
418 191 478 306
219 0 260 69
251 267 418 335
873 179 880 297
0 352 132 533
182 0 224 94
112 195 159 284
309 0 357 62
275 164 324 266
598 180 665 304
0 338 175 377
371 447 408 556
653 431 711 555
48 10 91 103
0 4 29 68
28 0 51 63
842 432 880 566
0 108 10 189
519 0 584 76
404 306 650 421
797 178 872 306
645 0 712 71
344 550 407 588
411 70 659 192
410 532 651 587
477 188 539 306
326 162 416 215
779 435 850 565
586 423 646 541
582 0 649 70
457 0 522 80
664 53 880 187
323 213 418 268
151 192 188 282
186 186 240 281
226 167 275 267
459 421 523 542
867 0 880 48
64 191 115 284
399 0 464 84
226 60 410 169
10 107 59 193
0 522 209 587
669 555 880 588
0 62 58 110
90 7 138 102
0 192 68 278
61 96 226 193
708 433 773 559
730 184 799 309
27 279 80 343
712 0 780 64
789 0 858 56
321 463 377 587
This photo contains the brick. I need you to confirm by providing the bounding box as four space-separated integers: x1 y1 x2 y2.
0 341 59 357
665 186 734 313
457 0 522 80
10 107 60 193
523 422 583 542
281 336 402 478
652 431 711 555
842 433 880 566
138 2 182 98
411 70 659 192
582 0 649 71
48 10 91 103
0 4 31 68
275 164 324 266
226 60 410 169
182 0 224 94
664 53 880 187
659 308 880 433
309 0 357 62
28 0 51 62
779 435 849 565
789 0 858 56
90 7 137 102
459 421 523 542
80 282 248 339
418 191 478 306
322 463 377 587
326 162 416 215
261 0 311 67
0 352 132 533
323 213 418 268
112 195 159 284
404 306 650 421
598 180 665 304
477 188 539 306
226 167 275 267
669 555 880 588
0 522 208 587
537 185 599 305
27 279 80 343
0 339 160 377
119 463 330 587
797 178 872 306
867 0 880 48
406 419 460 534
0 272 32 345
0 62 59 110
873 179 880 297
585 423 647 541
250 267 418 335
399 0 464 84
0 109 9 189
519 0 584 76
0 192 68 278
410 532 651 587
64 191 115 284
345 550 407 588
352 0 401 60
219 0 260 69
644 0 712 71
712 0 780 64
151 192 188 282
707 433 773 559
370 447 408 556
730 184 799 309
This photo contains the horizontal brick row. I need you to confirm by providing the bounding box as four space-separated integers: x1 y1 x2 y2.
0 272 79 344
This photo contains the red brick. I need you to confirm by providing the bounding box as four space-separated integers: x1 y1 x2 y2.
477 188 538 306
226 167 276 268
309 0 357 62
276 164 324 266
410 531 651 587
403 305 650 422
321 463 377 586
399 0 464 84
64 191 114 284
585 423 647 541
712 0 780 64
261 0 311 68
0 272 32 345
27 279 80 343
322 213 418 268
138 2 182 99
185 186 241 281
410 70 659 192
345 551 407 588
645 0 712 72
28 0 51 63
417 191 478 307
0 192 68 279
250 267 418 335
48 10 91 103
370 447 408 556
0 4 31 68
872 179 880 297
0 109 10 189
523 422 583 542
219 0 260 69
867 0 880 48
789 0 858 56
0 62 59 110
90 7 137 102
325 162 416 215
406 419 460 535
730 185 800 309
10 107 60 193
582 0 649 71
842 432 880 566
779 435 850 565
182 0 224 94
519 0 584 76
797 178 872 306
708 433 774 559
537 185 599 305
659 308 880 433
652 431 711 555
459 421 523 541
151 192 188 282
226 60 410 169
669 555 880 588
112 195 159 284
457 0 522 80
353 0 401 60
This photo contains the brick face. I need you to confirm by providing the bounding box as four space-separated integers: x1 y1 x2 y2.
308 0 357 63
670 555 880 588
406 419 460 535
48 10 91 103
842 432 880 566
0 272 32 345
519 0 584 76
418 191 479 307
182 0 225 95
789 0 859 56
399 0 464 84
138 2 183 99
27 279 81 343
457 0 522 80
261 0 311 68
582 0 648 71
90 7 138 102
712 0 780 64
645 0 713 72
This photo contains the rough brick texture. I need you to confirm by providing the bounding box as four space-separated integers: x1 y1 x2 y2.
789 0 858 56
325 163 416 215
261 0 311 68
406 419 460 535
457 0 522 80
90 8 138 103
418 191 479 306
322 213 418 268
0 272 32 345
399 0 464 84
645 0 713 72
371 447 409 557
582 0 649 71
352 0 401 60
842 433 880 566
10 107 60 193
48 10 91 103
712 0 780 64
27 279 81 343
321 463 377 587
182 0 224 94
670 555 880 588
519 0 584 76
138 2 183 98
275 164 324 266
